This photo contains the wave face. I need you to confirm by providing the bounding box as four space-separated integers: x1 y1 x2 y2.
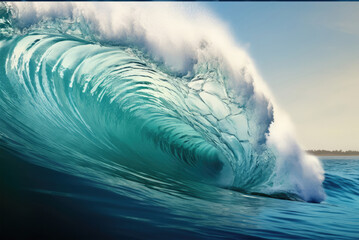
0 2 325 202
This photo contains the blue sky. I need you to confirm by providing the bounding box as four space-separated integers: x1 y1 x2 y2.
205 2 359 151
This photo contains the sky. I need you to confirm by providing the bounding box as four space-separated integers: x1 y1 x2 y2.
206 2 359 151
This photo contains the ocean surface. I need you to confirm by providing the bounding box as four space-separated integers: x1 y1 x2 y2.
2 151 359 239
0 3 357 239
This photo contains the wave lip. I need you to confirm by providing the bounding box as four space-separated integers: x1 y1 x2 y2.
0 2 325 202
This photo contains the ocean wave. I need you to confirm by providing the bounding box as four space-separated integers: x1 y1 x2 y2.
0 2 325 202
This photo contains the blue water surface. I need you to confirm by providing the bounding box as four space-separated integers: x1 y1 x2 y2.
1 152 358 239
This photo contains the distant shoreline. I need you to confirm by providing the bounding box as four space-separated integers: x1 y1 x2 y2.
306 150 359 156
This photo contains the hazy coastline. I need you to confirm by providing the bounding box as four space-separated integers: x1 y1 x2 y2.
307 150 359 156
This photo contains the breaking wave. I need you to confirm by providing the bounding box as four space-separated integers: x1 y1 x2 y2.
0 2 325 202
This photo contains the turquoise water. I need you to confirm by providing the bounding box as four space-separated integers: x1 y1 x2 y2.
0 2 324 204
1 3 358 239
